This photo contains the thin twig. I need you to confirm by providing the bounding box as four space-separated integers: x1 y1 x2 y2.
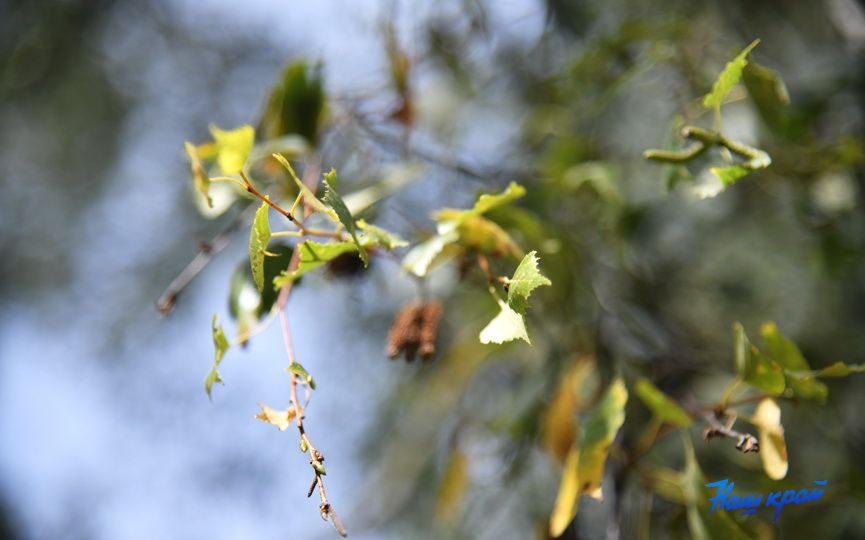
155 204 256 316
240 170 296 223
703 408 759 453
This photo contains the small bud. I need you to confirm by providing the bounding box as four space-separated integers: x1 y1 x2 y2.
300 439 308 453
311 460 327 476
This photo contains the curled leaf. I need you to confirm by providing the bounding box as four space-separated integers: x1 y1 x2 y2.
752 398 788 480
255 402 296 431
286 361 316 390
205 314 230 399
185 141 212 207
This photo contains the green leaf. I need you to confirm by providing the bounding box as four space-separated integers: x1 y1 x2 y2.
286 361 316 390
742 61 790 134
469 181 527 217
760 322 809 371
322 170 369 266
479 296 530 345
184 141 212 208
816 362 865 377
206 314 230 399
745 345 786 394
784 371 828 403
733 322 785 395
711 165 751 186
210 124 255 174
249 200 273 291
357 220 409 250
259 61 325 143
273 240 358 286
229 245 294 341
436 182 527 234
507 251 551 314
703 39 760 108
634 378 692 427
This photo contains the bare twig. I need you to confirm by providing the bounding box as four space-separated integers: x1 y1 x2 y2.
155 204 256 316
703 408 759 453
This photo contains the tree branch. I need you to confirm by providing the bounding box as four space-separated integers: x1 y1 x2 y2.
702 408 759 453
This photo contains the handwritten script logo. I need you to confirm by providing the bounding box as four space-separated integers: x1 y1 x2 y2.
705 479 826 522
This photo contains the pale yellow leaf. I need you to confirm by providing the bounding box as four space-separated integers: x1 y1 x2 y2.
549 445 580 537
753 398 788 480
254 402 296 431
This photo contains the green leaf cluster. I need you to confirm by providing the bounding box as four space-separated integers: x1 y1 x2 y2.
403 182 527 277
644 40 780 193
730 322 863 404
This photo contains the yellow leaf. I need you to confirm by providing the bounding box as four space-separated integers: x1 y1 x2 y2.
435 448 469 525
549 446 580 537
254 402 296 431
548 376 627 537
753 398 788 480
542 359 595 462
577 377 628 501
210 124 255 174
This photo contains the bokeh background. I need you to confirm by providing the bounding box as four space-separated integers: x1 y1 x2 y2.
1 0 864 539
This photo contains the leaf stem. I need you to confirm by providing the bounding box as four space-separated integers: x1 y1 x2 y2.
240 171 296 222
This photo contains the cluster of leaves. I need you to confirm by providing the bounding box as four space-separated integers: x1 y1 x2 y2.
644 40 784 195
542 320 864 538
178 55 554 537
172 16 865 537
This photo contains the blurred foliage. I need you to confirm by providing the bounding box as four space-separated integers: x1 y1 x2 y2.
180 0 865 534
4 0 865 538
288 1 865 539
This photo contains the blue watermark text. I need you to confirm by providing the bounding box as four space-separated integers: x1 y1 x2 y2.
705 479 826 522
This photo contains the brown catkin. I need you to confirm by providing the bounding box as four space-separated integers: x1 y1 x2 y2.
386 301 443 362
419 301 442 361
